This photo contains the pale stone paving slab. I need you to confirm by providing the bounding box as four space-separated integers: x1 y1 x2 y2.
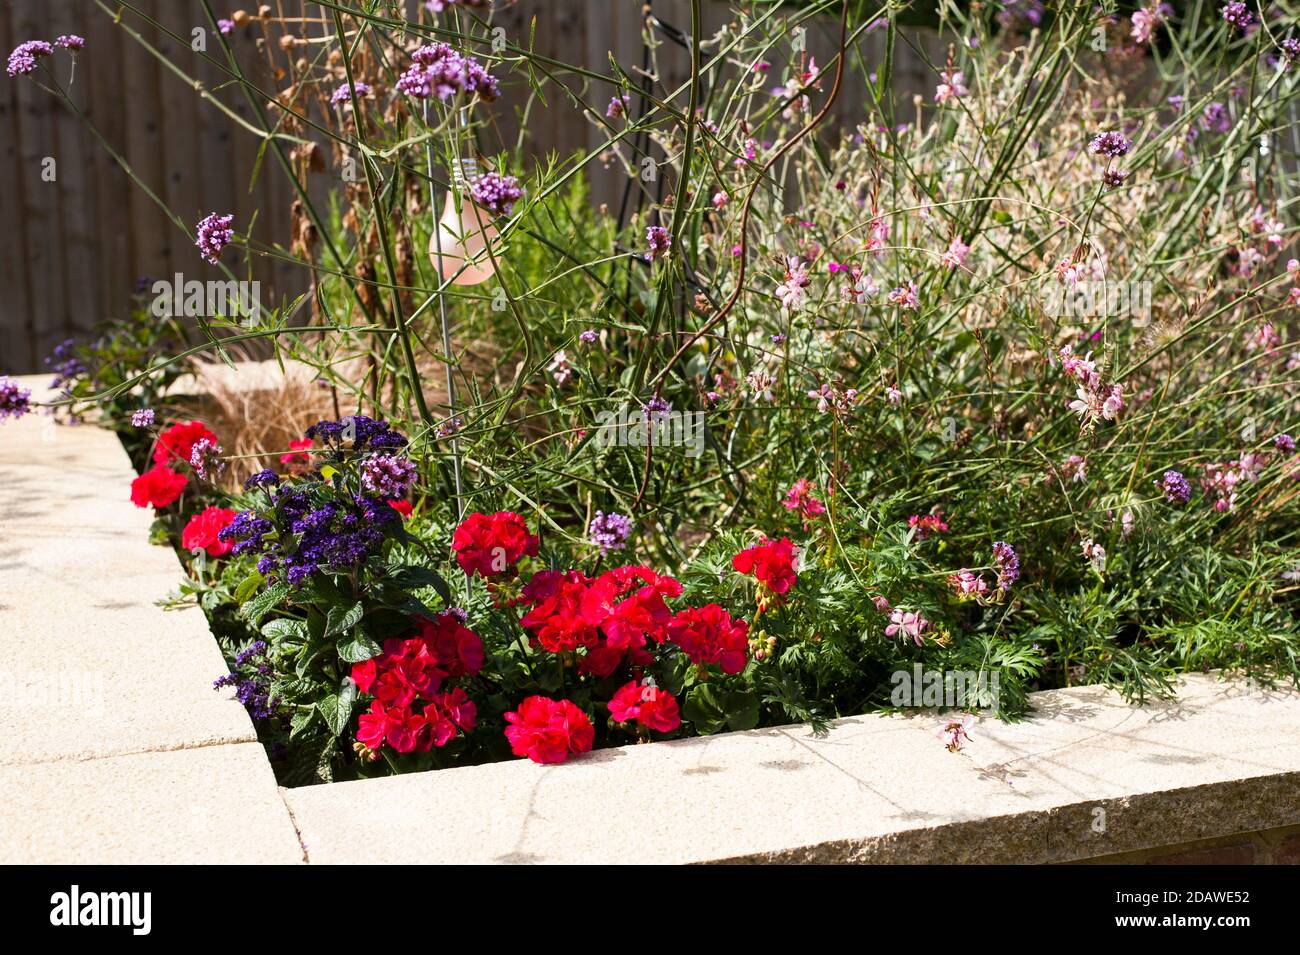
1 377 304 862
0 743 304 864
0 377 255 763
283 673 1300 864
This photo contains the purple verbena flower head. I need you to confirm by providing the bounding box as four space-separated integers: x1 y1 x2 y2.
55 35 85 52
606 93 630 119
1101 168 1128 189
425 0 492 10
646 225 672 261
360 453 418 499
397 42 499 102
195 212 234 264
1221 2 1252 34
470 171 524 217
1157 469 1192 505
1274 433 1296 454
1281 38 1300 67
588 511 633 555
1088 131 1132 158
189 437 225 481
131 408 156 427
642 396 672 422
44 339 85 392
217 19 235 35
330 81 371 106
7 41 52 77
0 377 32 421
578 329 599 344
992 541 1019 591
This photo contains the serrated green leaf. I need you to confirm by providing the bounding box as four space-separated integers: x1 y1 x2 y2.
337 628 382 663
317 679 359 737
242 580 291 626
261 618 308 642
234 572 265 603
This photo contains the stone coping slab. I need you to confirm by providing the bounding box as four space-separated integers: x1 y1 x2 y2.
0 377 256 765
284 673 1300 864
0 743 304 864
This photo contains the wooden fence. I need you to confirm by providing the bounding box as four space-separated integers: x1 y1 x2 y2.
0 1 941 371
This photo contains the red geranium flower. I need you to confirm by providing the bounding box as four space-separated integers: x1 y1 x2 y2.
608 679 681 733
666 603 750 674
354 692 477 756
451 510 539 577
352 635 446 707
181 505 238 557
153 420 218 468
519 569 601 653
416 612 485 680
503 695 594 764
130 464 188 510
280 437 313 467
388 498 414 519
731 536 798 597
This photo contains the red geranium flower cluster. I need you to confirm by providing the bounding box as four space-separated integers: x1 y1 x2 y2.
131 420 220 510
732 536 798 605
130 463 189 510
452 510 539 577
350 613 483 756
518 564 682 677
666 603 750 674
182 505 237 556
608 678 681 733
356 688 476 755
154 420 217 468
503 695 594 764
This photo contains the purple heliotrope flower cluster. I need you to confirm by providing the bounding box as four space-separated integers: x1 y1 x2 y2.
6 40 53 77
396 42 499 102
196 212 234 264
244 468 280 490
361 453 418 499
0 377 32 421
1088 131 1132 158
588 511 633 555
214 641 275 721
992 541 1019 591
220 485 401 586
306 415 408 456
1158 469 1192 505
470 171 524 217
330 81 371 106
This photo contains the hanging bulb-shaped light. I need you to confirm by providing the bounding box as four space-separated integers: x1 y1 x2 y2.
429 157 498 286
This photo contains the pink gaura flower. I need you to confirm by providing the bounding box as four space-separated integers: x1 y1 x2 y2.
941 236 970 269
934 70 968 105
948 570 989 600
938 714 976 752
885 609 930 646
